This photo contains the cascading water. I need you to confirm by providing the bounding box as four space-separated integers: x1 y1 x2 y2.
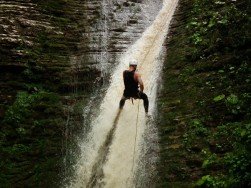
69 0 179 187
99 0 109 77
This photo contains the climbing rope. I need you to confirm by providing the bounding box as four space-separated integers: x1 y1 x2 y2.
130 6 169 172
126 2 176 187
128 17 169 188
131 101 140 173
126 100 140 188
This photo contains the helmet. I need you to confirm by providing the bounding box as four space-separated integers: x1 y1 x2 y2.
129 59 138 66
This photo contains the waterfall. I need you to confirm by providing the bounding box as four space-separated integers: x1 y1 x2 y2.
69 0 179 187
99 0 109 77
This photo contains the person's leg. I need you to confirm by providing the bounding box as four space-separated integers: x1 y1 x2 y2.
119 95 127 109
138 91 149 113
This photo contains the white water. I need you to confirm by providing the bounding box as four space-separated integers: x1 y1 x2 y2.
70 0 178 187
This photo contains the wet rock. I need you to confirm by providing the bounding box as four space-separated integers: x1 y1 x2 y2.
123 1 130 7
129 0 143 3
186 158 203 168
111 27 127 32
128 19 138 24
169 144 181 149
0 0 163 186
190 144 203 152
168 135 180 139
0 106 5 119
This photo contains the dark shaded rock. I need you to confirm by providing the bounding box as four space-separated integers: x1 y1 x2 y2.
123 2 130 7
0 106 5 119
186 158 203 168
111 27 127 32
128 19 138 24
129 0 143 3
190 144 203 153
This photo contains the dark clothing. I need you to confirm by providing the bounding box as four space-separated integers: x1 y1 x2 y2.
123 70 139 97
119 91 149 113
119 70 149 113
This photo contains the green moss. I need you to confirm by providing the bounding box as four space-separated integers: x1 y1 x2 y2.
157 0 250 186
0 90 64 186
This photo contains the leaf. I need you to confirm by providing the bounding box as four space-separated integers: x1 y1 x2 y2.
241 130 246 137
226 94 238 105
215 1 225 5
190 21 198 26
213 94 225 102
196 175 212 186
202 159 210 168
208 19 216 28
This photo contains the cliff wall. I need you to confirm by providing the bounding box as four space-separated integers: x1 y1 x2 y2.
0 0 162 186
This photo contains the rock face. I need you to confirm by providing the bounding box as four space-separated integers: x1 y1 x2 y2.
157 0 250 186
0 0 161 186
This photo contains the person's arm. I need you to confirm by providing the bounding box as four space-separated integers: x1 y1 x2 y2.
123 70 126 80
135 73 144 92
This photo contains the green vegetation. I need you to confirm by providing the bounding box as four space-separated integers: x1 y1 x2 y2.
0 91 64 187
157 0 250 187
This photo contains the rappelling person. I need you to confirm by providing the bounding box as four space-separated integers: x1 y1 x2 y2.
119 59 149 113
